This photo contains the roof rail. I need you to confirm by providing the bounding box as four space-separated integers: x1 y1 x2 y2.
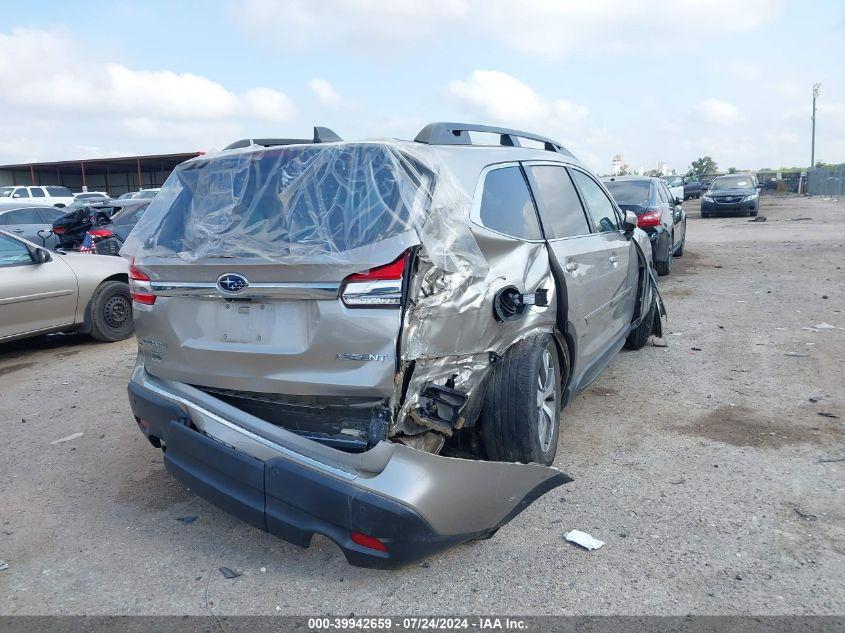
414 122 573 156
223 126 342 151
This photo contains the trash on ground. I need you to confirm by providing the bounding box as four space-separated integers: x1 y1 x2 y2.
218 566 242 579
691 347 702 351
794 507 818 521
749 216 767 222
564 530 605 550
784 352 809 357
176 516 198 524
817 411 840 419
818 457 845 463
785 217 812 221
809 396 824 403
50 432 83 445
0 561 8 571
815 322 837 330
650 337 668 348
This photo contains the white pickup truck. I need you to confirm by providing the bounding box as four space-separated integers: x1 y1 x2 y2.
0 185 77 208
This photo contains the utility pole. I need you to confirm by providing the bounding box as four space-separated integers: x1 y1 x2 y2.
811 83 821 168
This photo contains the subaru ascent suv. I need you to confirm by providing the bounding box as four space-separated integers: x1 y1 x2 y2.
123 123 663 568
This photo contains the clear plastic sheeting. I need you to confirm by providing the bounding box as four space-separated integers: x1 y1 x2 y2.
122 141 488 277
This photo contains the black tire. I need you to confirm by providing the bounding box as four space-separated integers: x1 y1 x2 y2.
750 210 757 217
95 237 123 256
88 280 134 342
626 294 656 350
482 333 563 466
675 237 685 257
655 239 673 276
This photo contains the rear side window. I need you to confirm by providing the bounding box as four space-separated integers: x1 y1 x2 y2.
604 180 651 206
14 188 30 198
45 186 72 197
4 208 42 224
31 188 46 197
571 170 619 232
478 166 541 240
37 207 65 223
527 166 590 239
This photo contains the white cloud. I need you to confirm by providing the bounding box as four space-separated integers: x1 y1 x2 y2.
308 79 345 107
695 98 740 125
233 0 783 58
448 70 588 128
0 27 297 161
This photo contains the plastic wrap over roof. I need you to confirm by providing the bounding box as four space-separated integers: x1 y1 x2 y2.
121 140 488 277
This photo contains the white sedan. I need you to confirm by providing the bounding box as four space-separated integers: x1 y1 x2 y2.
0 230 133 344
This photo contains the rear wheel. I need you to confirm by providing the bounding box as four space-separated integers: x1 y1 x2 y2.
655 237 673 276
482 333 562 465
625 295 656 350
95 237 123 256
675 237 685 257
88 280 134 342
701 211 709 218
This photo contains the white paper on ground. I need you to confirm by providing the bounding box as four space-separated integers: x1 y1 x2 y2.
50 432 83 445
564 530 605 550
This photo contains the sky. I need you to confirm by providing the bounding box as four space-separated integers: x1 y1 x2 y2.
0 0 843 174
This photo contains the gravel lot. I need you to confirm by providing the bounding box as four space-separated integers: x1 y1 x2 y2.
1 194 843 616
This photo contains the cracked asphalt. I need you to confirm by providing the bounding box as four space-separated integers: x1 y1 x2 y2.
1 194 843 615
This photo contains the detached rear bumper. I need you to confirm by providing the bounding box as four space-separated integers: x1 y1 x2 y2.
128 363 570 569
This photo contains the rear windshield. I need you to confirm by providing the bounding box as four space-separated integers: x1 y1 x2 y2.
603 180 652 206
134 143 434 259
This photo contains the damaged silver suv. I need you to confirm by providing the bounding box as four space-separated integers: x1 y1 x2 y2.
123 123 662 568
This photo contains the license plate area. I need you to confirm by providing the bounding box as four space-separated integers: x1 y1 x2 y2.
216 301 274 344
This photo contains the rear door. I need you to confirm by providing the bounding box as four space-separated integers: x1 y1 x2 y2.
0 207 48 245
569 169 638 355
523 163 613 384
0 233 78 339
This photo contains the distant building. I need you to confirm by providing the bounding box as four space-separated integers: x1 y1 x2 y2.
656 161 669 176
611 154 625 176
0 152 202 197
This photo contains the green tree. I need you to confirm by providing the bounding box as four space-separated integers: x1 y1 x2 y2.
688 156 719 176
727 166 738 174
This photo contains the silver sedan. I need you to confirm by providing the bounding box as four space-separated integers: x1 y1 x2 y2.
0 229 133 344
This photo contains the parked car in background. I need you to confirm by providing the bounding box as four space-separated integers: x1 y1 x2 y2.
0 230 133 343
50 202 116 250
74 192 110 203
700 175 762 218
116 192 137 200
123 123 663 568
132 188 160 199
603 176 686 275
0 203 65 248
79 200 151 255
682 176 705 200
0 185 76 208
662 176 684 203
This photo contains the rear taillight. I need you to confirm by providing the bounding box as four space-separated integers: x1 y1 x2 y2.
52 226 65 234
88 229 113 238
637 209 662 227
129 258 156 305
340 250 408 308
350 531 388 553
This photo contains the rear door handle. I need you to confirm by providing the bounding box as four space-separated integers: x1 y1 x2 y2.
565 261 579 272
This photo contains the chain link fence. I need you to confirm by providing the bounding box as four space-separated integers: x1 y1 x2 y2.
807 164 845 197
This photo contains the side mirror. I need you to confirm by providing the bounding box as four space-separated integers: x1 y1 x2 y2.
32 248 52 264
12 193 21 198
622 210 638 234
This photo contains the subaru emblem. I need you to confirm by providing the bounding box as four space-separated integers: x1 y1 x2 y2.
217 273 249 294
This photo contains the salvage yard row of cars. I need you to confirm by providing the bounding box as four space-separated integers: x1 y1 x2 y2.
1 122 763 568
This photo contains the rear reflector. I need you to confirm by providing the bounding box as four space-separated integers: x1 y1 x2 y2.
350 531 388 552
637 209 662 228
52 226 65 234
88 229 113 237
340 250 408 308
129 258 156 305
